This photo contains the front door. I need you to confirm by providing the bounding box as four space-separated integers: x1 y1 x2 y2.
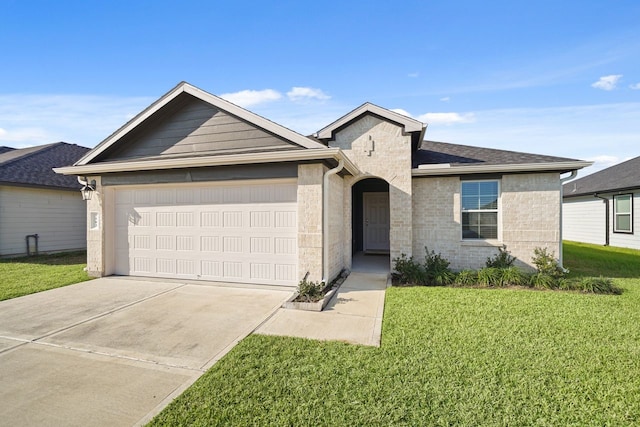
363 192 390 253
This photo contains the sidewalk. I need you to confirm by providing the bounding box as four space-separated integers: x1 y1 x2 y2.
255 271 389 346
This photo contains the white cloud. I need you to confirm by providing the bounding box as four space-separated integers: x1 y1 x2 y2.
0 94 153 148
390 108 413 118
440 97 450 102
423 103 640 176
219 89 282 107
417 112 476 125
408 72 419 78
630 83 640 90
587 155 622 169
591 74 623 90
286 87 330 102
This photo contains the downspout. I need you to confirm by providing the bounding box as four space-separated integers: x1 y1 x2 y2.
322 159 344 284
594 193 610 246
559 170 578 267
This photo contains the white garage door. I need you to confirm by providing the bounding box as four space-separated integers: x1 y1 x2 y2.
114 180 298 286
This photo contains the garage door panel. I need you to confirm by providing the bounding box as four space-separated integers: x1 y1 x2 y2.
114 182 298 286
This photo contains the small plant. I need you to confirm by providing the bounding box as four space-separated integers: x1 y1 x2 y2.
531 247 565 279
454 270 478 287
476 267 502 287
297 277 325 302
486 246 517 268
500 267 528 286
424 248 454 286
575 276 622 295
530 272 557 289
392 253 425 285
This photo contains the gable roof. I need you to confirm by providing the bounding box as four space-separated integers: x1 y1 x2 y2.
0 142 91 190
413 141 591 176
563 155 640 197
76 82 327 166
315 102 426 141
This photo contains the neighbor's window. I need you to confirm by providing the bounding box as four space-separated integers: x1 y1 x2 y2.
461 180 499 239
613 194 633 233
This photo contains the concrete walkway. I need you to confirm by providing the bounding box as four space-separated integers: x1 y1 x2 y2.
256 271 389 346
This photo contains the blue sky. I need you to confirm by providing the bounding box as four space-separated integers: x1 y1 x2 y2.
1 0 639 175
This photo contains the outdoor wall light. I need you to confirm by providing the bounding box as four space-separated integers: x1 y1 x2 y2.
81 178 97 201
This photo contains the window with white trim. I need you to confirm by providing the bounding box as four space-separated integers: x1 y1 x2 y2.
461 180 499 239
613 194 633 233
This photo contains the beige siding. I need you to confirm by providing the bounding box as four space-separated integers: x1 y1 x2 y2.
297 164 324 282
0 186 86 256
562 196 606 245
103 96 299 161
333 114 413 267
327 171 345 281
412 173 561 271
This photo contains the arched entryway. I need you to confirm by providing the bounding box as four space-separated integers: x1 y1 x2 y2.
351 177 390 272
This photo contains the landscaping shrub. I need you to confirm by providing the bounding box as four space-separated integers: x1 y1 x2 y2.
575 276 622 295
486 246 516 268
392 248 454 286
530 272 558 289
477 267 502 287
500 266 529 286
531 247 565 279
454 270 477 287
297 278 325 302
423 248 454 286
392 253 425 285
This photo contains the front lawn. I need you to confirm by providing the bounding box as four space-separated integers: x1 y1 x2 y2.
150 242 640 426
0 251 92 301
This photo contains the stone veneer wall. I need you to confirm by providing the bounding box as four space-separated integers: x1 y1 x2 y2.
85 175 105 277
331 115 413 266
327 171 345 281
297 163 324 282
412 173 561 271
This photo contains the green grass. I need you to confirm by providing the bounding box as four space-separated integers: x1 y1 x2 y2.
150 243 640 426
0 251 92 301
564 240 640 278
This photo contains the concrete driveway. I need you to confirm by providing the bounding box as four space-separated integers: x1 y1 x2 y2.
0 277 291 426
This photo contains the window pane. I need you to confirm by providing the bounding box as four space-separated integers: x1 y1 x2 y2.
615 195 631 213
616 214 631 232
479 181 498 196
479 212 497 226
479 226 498 239
461 182 479 196
479 196 498 210
462 196 479 210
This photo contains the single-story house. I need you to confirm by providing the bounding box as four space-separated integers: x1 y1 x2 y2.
0 142 90 256
55 82 590 288
563 155 639 250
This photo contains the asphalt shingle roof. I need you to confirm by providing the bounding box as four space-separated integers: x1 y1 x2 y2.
0 146 15 155
414 140 580 169
563 155 640 197
0 142 90 190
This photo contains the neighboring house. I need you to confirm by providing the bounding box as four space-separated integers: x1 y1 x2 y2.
0 142 90 256
563 156 640 250
55 82 590 287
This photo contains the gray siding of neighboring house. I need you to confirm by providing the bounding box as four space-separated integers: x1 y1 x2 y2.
0 186 86 256
562 196 606 245
609 191 640 250
563 192 640 250
101 96 301 162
